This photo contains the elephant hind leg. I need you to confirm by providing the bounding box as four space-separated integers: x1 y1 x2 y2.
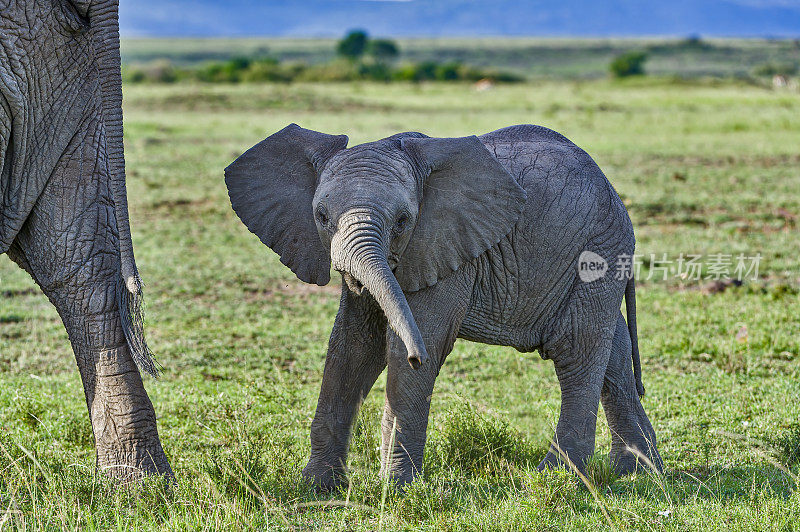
7 117 172 480
538 280 621 475
601 312 663 475
10 229 172 480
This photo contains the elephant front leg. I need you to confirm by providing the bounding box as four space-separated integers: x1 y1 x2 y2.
380 343 438 487
380 275 471 488
303 285 388 491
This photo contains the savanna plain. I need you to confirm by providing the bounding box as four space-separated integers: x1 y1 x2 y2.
1 65 800 529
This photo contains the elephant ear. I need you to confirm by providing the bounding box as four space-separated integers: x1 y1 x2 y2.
395 136 526 292
224 124 347 286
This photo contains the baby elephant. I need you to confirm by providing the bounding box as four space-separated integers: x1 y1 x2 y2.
225 123 663 489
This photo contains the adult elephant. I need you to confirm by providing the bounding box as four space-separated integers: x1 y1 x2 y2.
0 1 171 479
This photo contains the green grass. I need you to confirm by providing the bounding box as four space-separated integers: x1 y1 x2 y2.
1 78 799 529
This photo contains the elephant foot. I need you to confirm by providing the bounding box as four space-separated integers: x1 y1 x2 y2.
302 461 347 493
96 439 173 482
537 448 588 475
610 442 664 476
379 467 416 493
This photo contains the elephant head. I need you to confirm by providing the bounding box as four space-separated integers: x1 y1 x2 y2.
225 124 526 368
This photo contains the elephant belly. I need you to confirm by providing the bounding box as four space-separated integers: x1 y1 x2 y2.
458 233 578 354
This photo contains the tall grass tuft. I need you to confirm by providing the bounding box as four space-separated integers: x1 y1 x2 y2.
427 403 547 479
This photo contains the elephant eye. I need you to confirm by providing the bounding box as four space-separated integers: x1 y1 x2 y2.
316 206 329 226
395 213 409 232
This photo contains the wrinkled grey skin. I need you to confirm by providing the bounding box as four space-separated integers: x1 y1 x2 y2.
226 123 663 489
0 1 171 480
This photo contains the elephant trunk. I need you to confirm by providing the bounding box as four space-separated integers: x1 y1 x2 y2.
88 0 157 376
331 215 429 369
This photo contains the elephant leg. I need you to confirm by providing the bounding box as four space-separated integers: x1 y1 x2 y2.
539 285 617 474
380 274 472 488
7 115 171 480
302 283 388 491
601 312 663 474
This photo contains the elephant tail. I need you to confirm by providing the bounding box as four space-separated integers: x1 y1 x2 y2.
91 0 159 379
117 275 159 378
625 276 645 397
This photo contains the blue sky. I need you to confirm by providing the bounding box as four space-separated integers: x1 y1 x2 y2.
119 0 800 38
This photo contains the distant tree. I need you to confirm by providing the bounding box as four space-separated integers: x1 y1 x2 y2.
337 30 369 60
366 39 399 62
682 34 704 47
609 51 648 78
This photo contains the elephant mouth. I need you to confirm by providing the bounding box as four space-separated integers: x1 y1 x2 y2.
342 272 365 295
343 256 399 295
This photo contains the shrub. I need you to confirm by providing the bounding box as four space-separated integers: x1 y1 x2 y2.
753 62 798 77
610 51 648 78
240 59 300 83
121 53 523 85
680 35 709 49
392 63 419 82
412 61 439 81
435 61 462 81
775 423 800 466
123 59 179 83
358 61 392 81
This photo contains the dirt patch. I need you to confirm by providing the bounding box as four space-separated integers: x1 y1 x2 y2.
700 279 744 294
241 280 339 303
625 153 800 170
633 202 798 231
664 277 800 297
0 287 39 298
148 197 224 216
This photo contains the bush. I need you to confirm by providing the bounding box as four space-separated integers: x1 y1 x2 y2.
680 35 710 50
610 51 648 78
753 62 798 77
358 61 392 81
295 60 360 82
413 61 438 81
240 59 302 83
366 39 399 62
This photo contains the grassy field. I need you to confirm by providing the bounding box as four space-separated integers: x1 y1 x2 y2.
121 37 800 79
1 78 800 529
